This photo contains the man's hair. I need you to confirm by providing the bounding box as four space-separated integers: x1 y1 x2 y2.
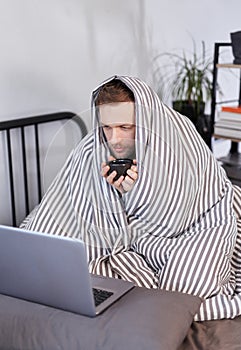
95 79 135 105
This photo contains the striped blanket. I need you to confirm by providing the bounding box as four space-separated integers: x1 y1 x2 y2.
22 76 241 321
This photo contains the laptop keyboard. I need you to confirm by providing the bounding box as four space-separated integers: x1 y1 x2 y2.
93 288 113 306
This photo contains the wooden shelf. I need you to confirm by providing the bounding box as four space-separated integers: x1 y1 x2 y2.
214 61 241 143
216 63 241 69
211 44 241 186
214 134 241 143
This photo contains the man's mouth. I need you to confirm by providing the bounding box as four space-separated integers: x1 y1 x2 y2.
111 143 124 151
113 147 124 153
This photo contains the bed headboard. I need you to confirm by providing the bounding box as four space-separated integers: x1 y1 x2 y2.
0 111 88 227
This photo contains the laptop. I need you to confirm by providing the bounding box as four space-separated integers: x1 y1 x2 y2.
0 225 134 317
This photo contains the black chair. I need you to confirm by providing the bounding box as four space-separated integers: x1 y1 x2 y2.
0 111 87 226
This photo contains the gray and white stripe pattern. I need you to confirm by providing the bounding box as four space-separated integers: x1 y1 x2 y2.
22 75 241 321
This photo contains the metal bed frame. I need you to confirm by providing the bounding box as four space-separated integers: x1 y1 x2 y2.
0 111 87 226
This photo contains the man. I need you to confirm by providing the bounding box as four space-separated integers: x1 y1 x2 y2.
96 80 138 194
22 75 241 322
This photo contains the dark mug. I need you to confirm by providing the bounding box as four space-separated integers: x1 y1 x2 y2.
231 31 241 64
107 159 133 181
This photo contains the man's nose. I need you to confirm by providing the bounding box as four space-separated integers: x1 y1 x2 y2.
110 128 121 142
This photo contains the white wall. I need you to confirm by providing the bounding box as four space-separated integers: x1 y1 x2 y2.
146 0 241 105
1 0 241 224
0 0 153 129
1 0 241 125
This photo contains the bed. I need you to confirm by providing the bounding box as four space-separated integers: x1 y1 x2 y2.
0 289 240 350
179 316 241 350
1 113 241 349
0 111 87 226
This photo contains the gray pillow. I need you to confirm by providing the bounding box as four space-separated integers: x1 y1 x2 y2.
0 287 201 350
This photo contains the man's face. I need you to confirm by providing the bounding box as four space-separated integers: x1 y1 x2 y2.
99 102 136 159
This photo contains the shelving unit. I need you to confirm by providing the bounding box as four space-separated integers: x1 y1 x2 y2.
216 63 241 69
211 42 241 186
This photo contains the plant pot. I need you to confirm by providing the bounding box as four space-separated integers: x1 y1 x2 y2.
172 100 205 126
230 31 241 65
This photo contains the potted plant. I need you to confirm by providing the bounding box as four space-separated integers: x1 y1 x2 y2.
153 41 214 126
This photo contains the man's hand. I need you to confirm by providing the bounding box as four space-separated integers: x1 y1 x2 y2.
101 157 138 194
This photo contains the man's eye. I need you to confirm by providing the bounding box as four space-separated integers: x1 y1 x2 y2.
103 125 111 130
121 125 132 130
